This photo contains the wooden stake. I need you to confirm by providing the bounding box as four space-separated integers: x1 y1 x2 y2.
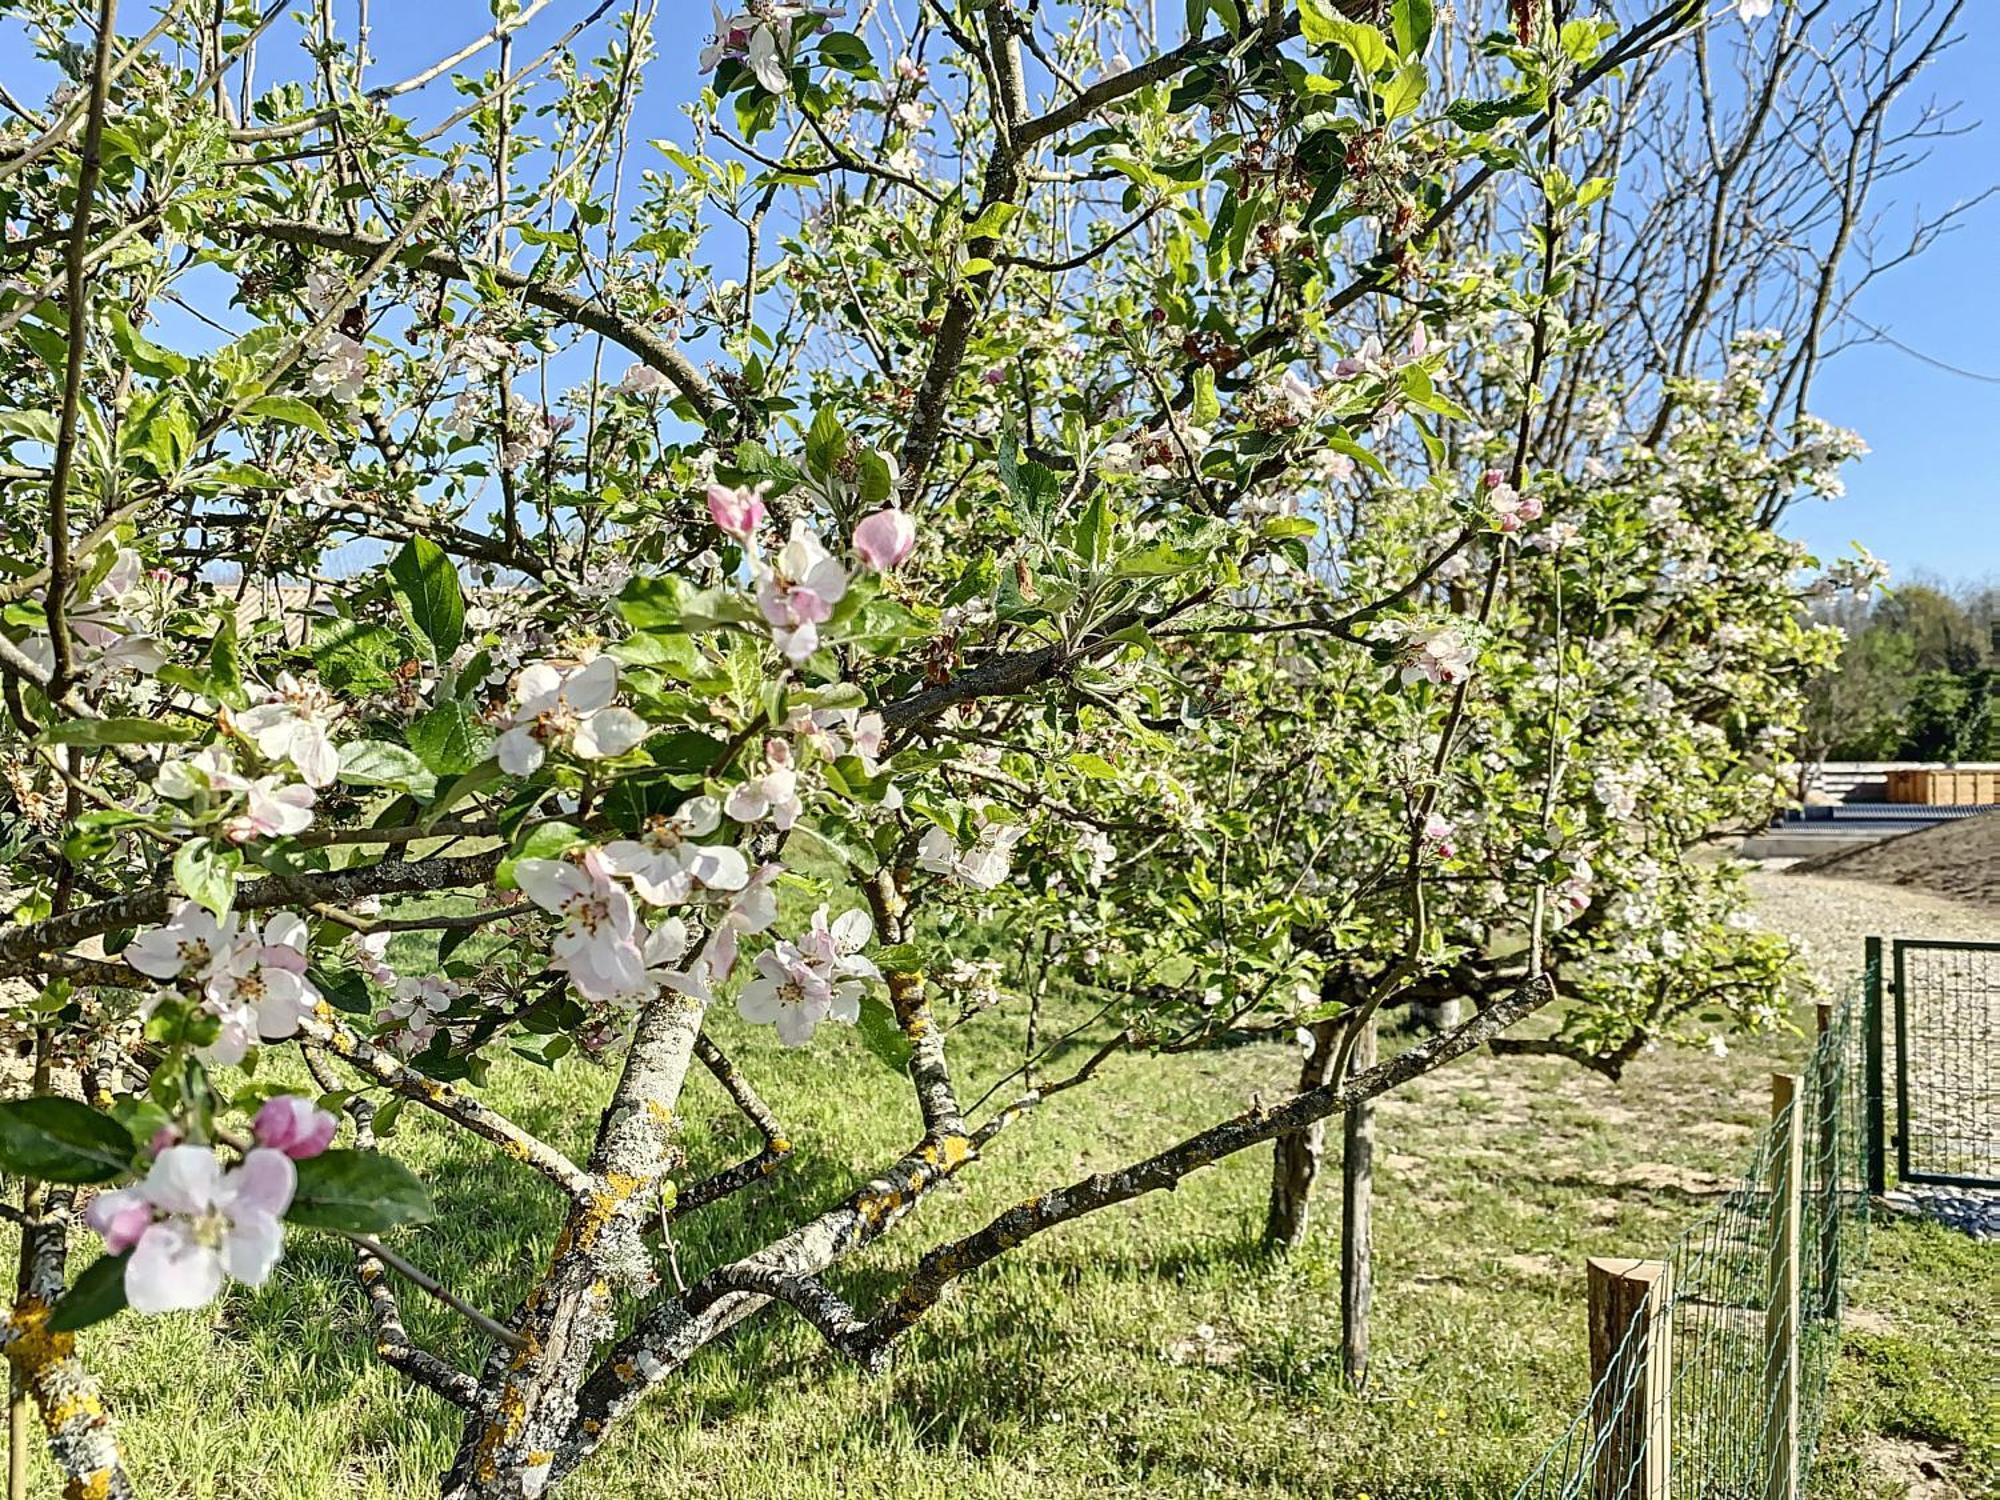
1340 1014 1376 1387
1763 1073 1803 1500
1587 1257 1673 1500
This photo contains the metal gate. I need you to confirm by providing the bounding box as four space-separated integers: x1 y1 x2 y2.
1865 936 2000 1191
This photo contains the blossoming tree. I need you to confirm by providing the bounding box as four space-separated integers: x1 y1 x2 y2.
0 0 1936 1495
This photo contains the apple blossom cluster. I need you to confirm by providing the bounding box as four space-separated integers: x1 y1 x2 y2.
493 656 648 775
137 671 348 844
22 547 176 687
125 905 324 1065
699 3 839 95
1372 618 1478 687
736 905 879 1045
917 804 1028 891
1483 470 1544 533
85 1095 337 1314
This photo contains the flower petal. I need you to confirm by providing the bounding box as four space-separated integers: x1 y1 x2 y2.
228 1147 298 1218
221 1208 286 1288
141 1145 222 1216
125 1222 224 1313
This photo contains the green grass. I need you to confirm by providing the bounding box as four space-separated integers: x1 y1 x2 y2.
6 982 1993 1499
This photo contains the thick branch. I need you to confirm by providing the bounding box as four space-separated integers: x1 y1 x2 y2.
237 219 719 423
0 850 503 978
299 1008 593 1201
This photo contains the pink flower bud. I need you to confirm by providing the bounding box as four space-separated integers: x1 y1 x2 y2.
707 482 766 541
147 1124 182 1156
85 1189 152 1254
853 507 917 571
1483 469 1507 490
981 367 1006 386
1516 495 1544 522
253 1095 339 1160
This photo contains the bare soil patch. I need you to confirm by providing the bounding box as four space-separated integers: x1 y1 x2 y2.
1787 810 2000 913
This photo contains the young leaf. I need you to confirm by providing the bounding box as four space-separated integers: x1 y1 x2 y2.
0 1098 137 1184
49 1252 131 1332
174 837 241 920
288 1149 434 1232
388 537 465 662
855 995 915 1073
39 717 198 748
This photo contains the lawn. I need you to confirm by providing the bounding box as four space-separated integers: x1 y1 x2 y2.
7 871 1994 1499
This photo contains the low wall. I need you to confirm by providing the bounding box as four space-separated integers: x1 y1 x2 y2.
1795 762 2000 806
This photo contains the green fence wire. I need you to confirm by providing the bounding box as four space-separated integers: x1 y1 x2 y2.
1513 979 1872 1500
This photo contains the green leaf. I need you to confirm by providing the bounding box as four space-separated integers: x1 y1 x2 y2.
39 717 199 748
288 1149 434 1232
0 409 59 448
1114 543 1210 578
338 740 435 797
407 701 488 777
1380 61 1428 121
857 449 896 506
616 576 689 632
1398 364 1474 422
855 995 914 1074
387 537 465 662
1068 753 1120 779
312 617 414 693
496 820 587 889
1190 365 1221 426
0 1098 136 1184
804 404 849 481
963 200 1019 241
244 395 336 442
1444 95 1537 134
424 759 506 826
1073 492 1112 567
108 308 189 379
1300 3 1390 73
1262 517 1319 540
1390 0 1435 59
49 1252 130 1332
174 837 240 919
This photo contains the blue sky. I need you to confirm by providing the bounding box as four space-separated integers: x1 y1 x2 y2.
5 3 1993 583
1770 16 1999 585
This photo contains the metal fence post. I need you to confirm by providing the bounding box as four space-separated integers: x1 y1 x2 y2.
1814 1003 1841 1322
1763 1074 1803 1500
1863 937 1886 1197
1587 1257 1672 1500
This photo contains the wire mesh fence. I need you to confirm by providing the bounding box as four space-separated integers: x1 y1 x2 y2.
1514 981 1872 1500
1892 940 2000 1188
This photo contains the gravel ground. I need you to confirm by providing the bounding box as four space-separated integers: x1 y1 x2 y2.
1745 867 1998 990
1787 810 2000 913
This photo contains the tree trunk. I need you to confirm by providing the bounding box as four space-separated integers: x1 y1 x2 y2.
443 991 709 1500
1341 1015 1376 1387
1263 1017 1341 1248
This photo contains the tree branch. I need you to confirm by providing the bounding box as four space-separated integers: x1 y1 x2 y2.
236 219 720 424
